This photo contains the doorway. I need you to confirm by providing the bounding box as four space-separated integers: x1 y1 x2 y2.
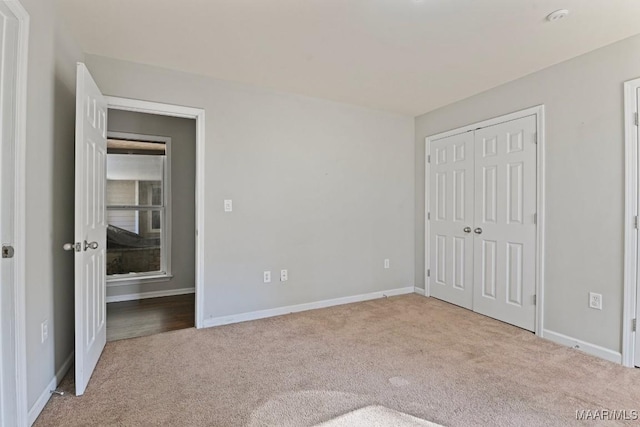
103 112 196 341
425 106 545 334
71 63 206 395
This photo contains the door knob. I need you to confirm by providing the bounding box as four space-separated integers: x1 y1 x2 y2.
474 227 483 235
84 240 99 251
63 242 79 252
463 226 471 233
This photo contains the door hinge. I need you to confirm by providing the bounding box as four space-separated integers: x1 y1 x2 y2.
427 269 431 277
635 215 639 229
427 154 431 164
2 245 14 259
533 294 537 305
533 213 537 225
635 112 639 126
533 133 538 144
633 318 637 332
427 212 431 220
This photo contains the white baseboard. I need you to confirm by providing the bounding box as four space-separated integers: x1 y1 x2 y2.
542 329 622 364
203 286 415 328
106 287 195 303
414 286 426 296
28 351 74 426
55 351 74 384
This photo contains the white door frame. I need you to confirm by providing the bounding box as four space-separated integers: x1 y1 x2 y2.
424 105 546 336
104 96 206 328
0 0 29 425
622 77 640 367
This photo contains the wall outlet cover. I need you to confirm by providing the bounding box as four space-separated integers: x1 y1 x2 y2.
588 292 602 310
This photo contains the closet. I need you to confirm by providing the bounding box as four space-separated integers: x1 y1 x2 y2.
428 114 537 331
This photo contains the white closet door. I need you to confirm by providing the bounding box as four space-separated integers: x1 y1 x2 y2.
472 115 537 331
429 131 475 309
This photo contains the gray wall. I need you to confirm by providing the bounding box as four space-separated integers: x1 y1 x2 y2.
85 55 415 323
415 34 640 353
21 0 83 409
106 110 196 298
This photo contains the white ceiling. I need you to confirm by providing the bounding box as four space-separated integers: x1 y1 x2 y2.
56 0 640 116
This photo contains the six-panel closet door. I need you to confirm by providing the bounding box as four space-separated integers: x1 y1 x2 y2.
429 131 475 309
429 115 537 331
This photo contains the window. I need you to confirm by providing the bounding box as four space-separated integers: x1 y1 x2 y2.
105 135 171 282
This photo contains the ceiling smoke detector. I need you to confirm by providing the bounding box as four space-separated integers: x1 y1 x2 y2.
546 9 569 22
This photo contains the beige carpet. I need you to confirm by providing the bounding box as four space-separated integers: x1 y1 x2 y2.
35 295 640 426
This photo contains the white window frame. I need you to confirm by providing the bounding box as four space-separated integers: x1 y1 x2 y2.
145 182 163 232
106 131 173 286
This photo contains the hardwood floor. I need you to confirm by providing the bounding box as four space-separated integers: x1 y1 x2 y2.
107 293 195 342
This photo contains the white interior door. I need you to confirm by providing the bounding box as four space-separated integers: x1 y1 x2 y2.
74 62 108 396
635 88 640 368
0 3 18 424
472 115 537 331
429 131 475 309
428 114 537 331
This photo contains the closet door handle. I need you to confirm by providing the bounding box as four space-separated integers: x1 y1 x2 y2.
463 227 471 233
474 227 483 235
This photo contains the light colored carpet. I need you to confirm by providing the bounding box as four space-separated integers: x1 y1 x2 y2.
316 405 442 426
35 294 640 426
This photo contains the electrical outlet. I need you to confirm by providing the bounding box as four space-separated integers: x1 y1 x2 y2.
41 320 49 343
224 199 233 212
589 292 602 310
263 271 271 283
280 269 288 282
384 259 390 269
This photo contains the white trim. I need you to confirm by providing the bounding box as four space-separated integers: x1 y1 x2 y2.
535 106 546 336
105 97 204 119
107 274 173 287
413 287 426 296
104 96 205 329
54 352 74 386
0 1 29 425
424 105 546 336
428 107 543 142
27 377 55 427
203 286 415 328
623 77 640 367
543 329 622 365
27 351 73 426
424 129 431 298
106 287 195 303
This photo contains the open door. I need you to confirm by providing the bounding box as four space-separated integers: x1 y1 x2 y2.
0 2 19 423
72 63 107 395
